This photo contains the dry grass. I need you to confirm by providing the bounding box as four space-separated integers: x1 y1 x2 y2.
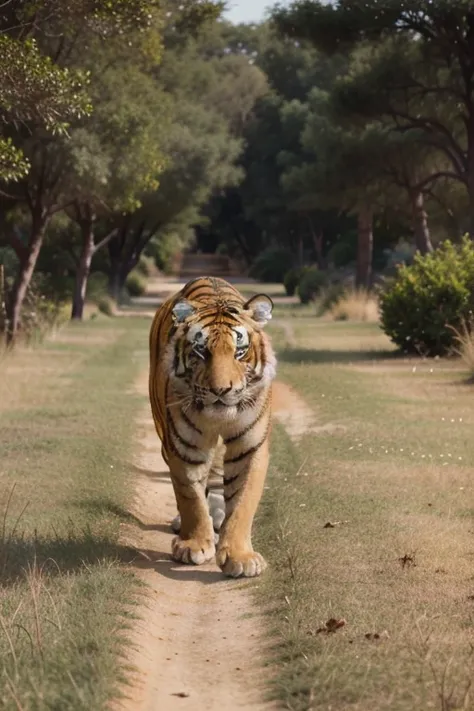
450 320 474 377
257 318 474 711
0 317 149 710
328 288 380 322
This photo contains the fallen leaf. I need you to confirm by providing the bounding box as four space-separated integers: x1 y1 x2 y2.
398 553 417 568
315 618 346 634
365 630 389 641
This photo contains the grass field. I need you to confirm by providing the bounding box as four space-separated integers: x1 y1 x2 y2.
0 317 149 710
257 318 474 711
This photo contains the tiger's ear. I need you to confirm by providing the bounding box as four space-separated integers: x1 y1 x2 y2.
243 294 273 326
172 299 195 323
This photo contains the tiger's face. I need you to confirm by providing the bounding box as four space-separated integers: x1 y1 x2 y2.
169 294 275 418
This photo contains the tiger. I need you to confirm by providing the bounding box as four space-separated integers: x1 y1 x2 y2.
148 276 276 578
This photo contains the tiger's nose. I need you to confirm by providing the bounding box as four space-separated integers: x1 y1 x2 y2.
210 385 232 396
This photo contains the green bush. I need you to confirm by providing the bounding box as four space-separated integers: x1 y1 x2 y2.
97 295 115 317
380 236 474 356
136 255 154 277
19 275 70 342
316 281 346 316
297 266 328 304
86 271 108 302
249 247 294 283
125 270 147 297
284 267 305 296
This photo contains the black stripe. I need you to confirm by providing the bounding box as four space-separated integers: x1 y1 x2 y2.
224 426 269 464
181 408 203 435
183 282 213 299
169 412 199 450
189 290 217 301
224 472 240 486
168 436 207 465
224 393 270 444
199 315 240 328
224 486 242 502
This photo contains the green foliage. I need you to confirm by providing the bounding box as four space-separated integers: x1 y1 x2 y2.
249 247 295 283
97 295 115 316
136 255 155 277
317 281 346 315
86 272 109 301
13 274 70 342
0 36 91 182
284 267 306 296
380 237 474 356
125 270 147 297
297 266 328 304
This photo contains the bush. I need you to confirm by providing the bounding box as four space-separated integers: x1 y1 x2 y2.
284 267 307 296
136 255 155 277
86 272 108 302
380 237 474 356
297 266 328 304
125 270 147 297
20 275 70 342
316 282 346 315
96 295 115 317
249 247 294 283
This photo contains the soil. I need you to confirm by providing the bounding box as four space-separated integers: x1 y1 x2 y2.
114 371 274 711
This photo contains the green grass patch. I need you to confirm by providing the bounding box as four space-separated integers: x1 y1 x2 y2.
0 318 150 710
256 319 474 711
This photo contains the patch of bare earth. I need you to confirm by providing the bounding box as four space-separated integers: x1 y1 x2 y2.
114 370 274 711
272 381 345 439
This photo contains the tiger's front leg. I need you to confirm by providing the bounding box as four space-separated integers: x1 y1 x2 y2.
216 437 269 578
169 459 215 566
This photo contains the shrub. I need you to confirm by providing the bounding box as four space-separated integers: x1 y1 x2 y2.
283 267 305 296
136 255 155 277
20 275 70 342
297 266 328 304
249 247 294 283
97 295 115 317
125 270 147 297
316 282 346 315
86 271 108 302
380 236 474 356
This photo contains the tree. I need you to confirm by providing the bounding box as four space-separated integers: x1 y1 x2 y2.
106 96 243 298
273 0 474 232
0 0 225 342
64 58 168 319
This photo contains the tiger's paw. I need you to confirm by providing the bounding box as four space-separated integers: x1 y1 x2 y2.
172 536 215 565
216 546 267 578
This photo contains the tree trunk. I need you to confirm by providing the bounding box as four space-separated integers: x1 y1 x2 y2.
410 190 433 254
5 220 47 346
355 207 373 289
307 217 326 270
108 268 122 302
71 219 95 320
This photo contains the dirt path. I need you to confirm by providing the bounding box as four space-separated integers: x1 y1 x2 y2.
115 371 274 711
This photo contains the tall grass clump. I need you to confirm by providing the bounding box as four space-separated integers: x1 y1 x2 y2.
450 319 474 377
329 288 379 322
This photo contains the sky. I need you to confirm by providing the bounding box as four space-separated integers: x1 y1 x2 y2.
224 0 277 25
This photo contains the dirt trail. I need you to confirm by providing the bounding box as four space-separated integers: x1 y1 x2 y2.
115 371 274 711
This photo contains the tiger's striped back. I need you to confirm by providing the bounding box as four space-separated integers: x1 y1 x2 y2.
148 276 276 577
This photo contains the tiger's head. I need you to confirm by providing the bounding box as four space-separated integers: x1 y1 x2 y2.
168 293 276 418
